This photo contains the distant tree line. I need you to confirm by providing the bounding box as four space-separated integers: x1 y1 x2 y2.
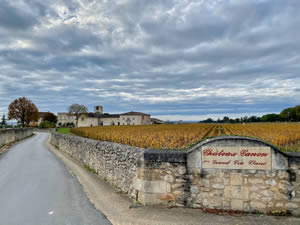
199 105 300 123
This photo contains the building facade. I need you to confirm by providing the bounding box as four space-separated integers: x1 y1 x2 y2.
57 113 76 127
73 105 152 127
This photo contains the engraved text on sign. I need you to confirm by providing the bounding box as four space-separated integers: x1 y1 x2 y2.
202 147 271 170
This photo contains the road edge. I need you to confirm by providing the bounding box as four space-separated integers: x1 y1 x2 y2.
45 133 300 225
46 133 135 225
0 133 35 156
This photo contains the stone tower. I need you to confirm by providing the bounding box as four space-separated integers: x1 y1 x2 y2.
94 105 103 114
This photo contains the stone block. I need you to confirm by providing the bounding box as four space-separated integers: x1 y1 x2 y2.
164 174 174 183
266 171 276 178
199 179 210 188
198 192 209 199
230 173 243 185
172 183 184 189
285 203 299 209
167 183 171 192
176 179 185 183
248 178 264 185
278 182 290 194
274 193 288 201
231 199 243 211
132 178 143 191
250 201 266 210
159 193 175 202
276 202 284 207
267 202 274 208
224 186 249 200
143 181 167 194
222 200 231 209
191 186 200 194
278 171 289 179
174 190 184 196
261 197 272 202
265 179 277 186
212 183 224 189
177 166 186 175
213 177 224 183
250 193 262 201
261 190 272 197
138 192 162 205
187 150 201 169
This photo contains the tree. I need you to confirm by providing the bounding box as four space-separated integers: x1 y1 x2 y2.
200 118 214 123
261 113 280 122
43 112 57 124
1 114 6 127
223 116 230 123
280 107 297 121
8 97 39 127
68 104 88 127
39 121 56 128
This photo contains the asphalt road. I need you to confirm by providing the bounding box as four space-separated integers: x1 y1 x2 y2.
0 132 111 225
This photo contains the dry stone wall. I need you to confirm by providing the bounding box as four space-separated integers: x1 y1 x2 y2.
50 132 300 215
50 132 143 200
0 128 33 148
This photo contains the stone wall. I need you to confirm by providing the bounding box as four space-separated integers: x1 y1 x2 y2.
186 137 300 215
50 132 300 215
0 128 33 148
50 132 144 200
134 150 188 207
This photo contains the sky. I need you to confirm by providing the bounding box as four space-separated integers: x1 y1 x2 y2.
0 0 299 121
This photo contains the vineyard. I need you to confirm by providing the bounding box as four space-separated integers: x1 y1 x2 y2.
71 123 300 152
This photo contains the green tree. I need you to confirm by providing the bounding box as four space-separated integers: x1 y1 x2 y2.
280 107 296 121
1 114 6 127
261 113 280 122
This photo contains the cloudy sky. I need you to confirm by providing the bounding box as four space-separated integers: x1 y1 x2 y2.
0 0 299 121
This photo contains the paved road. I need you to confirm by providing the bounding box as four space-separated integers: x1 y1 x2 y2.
0 132 111 225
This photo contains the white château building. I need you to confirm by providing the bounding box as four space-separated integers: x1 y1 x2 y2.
57 105 152 127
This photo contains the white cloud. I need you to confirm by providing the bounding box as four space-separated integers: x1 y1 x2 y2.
0 0 299 116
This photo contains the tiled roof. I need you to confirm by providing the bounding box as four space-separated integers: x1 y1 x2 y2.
121 111 150 116
82 113 120 118
151 118 164 123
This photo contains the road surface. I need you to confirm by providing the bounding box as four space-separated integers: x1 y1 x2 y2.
0 132 111 225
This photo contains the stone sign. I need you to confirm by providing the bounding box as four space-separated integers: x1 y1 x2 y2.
202 146 271 170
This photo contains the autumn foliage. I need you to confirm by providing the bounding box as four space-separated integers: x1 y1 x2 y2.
8 97 39 127
71 123 300 152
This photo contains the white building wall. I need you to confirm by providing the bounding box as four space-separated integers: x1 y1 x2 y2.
78 115 99 127
57 113 76 126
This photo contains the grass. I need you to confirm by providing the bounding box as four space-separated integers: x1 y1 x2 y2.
56 128 71 134
84 164 97 174
56 128 77 136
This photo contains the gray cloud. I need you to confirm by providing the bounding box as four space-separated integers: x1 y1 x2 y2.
0 0 299 120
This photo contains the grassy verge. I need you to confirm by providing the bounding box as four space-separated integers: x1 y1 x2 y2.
56 128 77 136
56 128 71 134
84 164 97 174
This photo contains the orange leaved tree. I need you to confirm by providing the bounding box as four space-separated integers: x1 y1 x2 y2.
8 97 39 127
